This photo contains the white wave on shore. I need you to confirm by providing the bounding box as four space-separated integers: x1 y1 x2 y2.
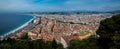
0 15 35 39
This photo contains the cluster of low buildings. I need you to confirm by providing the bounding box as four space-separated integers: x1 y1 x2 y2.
9 13 111 48
27 14 109 43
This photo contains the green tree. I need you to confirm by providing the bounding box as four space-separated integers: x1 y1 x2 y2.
12 40 29 49
96 14 120 49
68 36 99 49
57 43 64 49
52 39 57 49
20 33 28 39
0 43 11 49
32 39 43 49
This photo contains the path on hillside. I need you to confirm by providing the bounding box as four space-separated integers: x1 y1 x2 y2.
60 37 68 48
79 33 93 40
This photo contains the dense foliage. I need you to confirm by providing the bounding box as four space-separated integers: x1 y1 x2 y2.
96 14 120 49
0 34 63 49
67 36 99 49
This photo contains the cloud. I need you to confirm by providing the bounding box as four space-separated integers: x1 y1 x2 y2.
0 0 69 12
0 0 120 12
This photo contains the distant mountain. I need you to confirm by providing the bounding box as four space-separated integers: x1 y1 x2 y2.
1 10 120 14
105 10 120 13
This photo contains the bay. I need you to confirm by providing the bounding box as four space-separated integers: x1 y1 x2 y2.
0 14 33 36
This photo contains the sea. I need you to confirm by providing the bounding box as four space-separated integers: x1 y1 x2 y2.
0 14 33 36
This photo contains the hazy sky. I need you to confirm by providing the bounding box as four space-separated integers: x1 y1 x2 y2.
0 0 120 12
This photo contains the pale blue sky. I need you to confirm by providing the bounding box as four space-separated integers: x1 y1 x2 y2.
0 0 120 12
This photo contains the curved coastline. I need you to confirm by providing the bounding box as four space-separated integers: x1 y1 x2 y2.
0 15 35 39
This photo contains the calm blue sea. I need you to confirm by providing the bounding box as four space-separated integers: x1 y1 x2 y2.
0 14 33 36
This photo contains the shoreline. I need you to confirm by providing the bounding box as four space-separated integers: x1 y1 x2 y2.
0 15 35 40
